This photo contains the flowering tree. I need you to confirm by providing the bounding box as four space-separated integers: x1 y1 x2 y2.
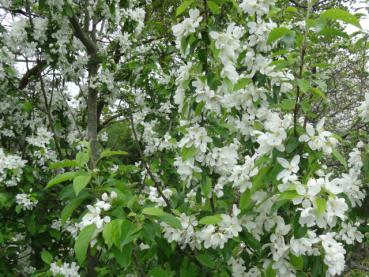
1 0 369 276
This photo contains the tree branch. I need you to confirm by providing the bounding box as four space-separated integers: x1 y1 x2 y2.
18 60 47 90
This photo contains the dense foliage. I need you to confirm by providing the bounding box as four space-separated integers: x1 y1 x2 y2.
1 0 369 276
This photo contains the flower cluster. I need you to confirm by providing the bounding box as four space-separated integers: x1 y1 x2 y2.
50 261 80 277
15 193 38 211
357 92 369 122
0 148 27 187
77 192 117 232
172 9 202 48
299 118 338 155
162 205 242 250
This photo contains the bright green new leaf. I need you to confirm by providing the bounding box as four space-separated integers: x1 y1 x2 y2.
208 1 220 15
41 250 53 265
320 8 361 28
142 207 165 216
240 190 251 211
315 197 327 216
49 159 79 169
196 253 216 268
290 254 303 270
46 171 77 188
100 150 128 159
160 214 182 229
310 87 327 100
61 195 88 224
182 146 197 161
73 172 91 196
278 191 299 201
332 148 348 169
103 219 123 248
74 224 97 264
112 244 132 267
199 214 222 225
76 151 89 167
268 27 293 44
297 79 310 93
176 0 193 17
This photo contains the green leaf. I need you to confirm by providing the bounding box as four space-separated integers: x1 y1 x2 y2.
195 101 205 116
201 175 212 197
143 208 182 229
280 99 295 111
112 244 132 267
286 136 300 154
332 148 348 169
265 263 276 277
311 256 323 277
41 250 53 265
76 152 89 167
142 207 165 217
242 230 261 250
46 172 77 188
208 1 220 15
196 254 216 268
240 190 251 211
74 224 97 265
121 224 142 250
297 79 310 93
278 191 299 201
160 214 182 229
103 219 123 248
181 146 197 161
50 160 79 169
0 192 8 208
234 78 251 91
310 87 327 100
251 166 270 193
176 0 193 16
268 27 293 44
149 267 169 277
61 197 86 224
290 254 303 270
320 8 361 28
315 197 327 216
63 4 74 17
318 27 349 38
199 214 222 225
73 172 92 196
100 150 128 159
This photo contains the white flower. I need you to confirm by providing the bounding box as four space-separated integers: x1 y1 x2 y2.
276 155 300 183
147 186 172 207
337 222 363 245
290 231 320 256
219 205 242 237
319 233 346 276
50 261 80 277
174 156 202 180
0 148 27 187
15 193 38 211
26 127 53 148
99 132 108 142
299 118 338 154
192 79 222 112
240 0 275 17
357 92 369 122
172 9 202 47
139 242 150 250
326 197 348 221
210 24 243 83
228 257 247 277
178 124 212 154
